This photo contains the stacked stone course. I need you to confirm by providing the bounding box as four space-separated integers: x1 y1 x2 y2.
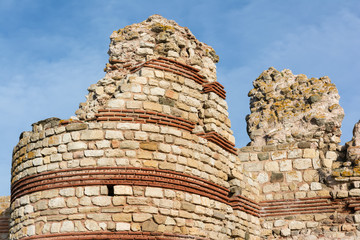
5 14 360 240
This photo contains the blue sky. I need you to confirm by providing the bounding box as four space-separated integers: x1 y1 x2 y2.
0 0 359 196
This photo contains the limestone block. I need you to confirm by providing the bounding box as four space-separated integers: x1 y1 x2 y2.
107 99 125 108
92 196 111 206
114 186 133 196
84 150 104 157
289 221 305 230
85 220 101 231
288 149 302 159
279 160 292 171
293 159 312 170
127 197 148 205
113 213 132 222
133 213 152 222
105 131 124 140
244 162 263 172
145 187 164 198
310 182 322 190
65 123 87 132
349 188 360 197
263 183 280 193
68 142 87 151
59 188 75 197
48 197 66 209
271 151 287 160
286 171 302 182
303 170 319 182
80 130 104 140
264 161 279 171
256 172 269 184
325 151 337 160
303 149 316 158
84 186 100 196
60 221 74 232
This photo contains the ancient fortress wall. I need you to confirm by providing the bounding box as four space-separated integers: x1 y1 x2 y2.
6 15 360 240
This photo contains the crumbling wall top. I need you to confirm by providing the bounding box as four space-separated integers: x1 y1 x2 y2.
246 67 344 148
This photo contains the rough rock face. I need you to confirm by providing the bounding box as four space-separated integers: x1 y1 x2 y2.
76 14 219 121
246 67 344 147
347 120 360 163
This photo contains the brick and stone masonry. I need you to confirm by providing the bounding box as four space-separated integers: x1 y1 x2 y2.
3 14 360 240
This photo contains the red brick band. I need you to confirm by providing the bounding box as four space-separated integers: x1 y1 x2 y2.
202 82 226 99
20 231 209 240
259 197 340 217
196 131 237 155
11 167 229 204
129 57 207 85
230 195 261 217
95 109 195 131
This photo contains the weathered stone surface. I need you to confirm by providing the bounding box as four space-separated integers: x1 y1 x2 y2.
247 68 343 146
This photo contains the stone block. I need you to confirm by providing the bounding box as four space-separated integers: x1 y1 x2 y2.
310 182 322 190
85 220 101 231
293 159 312 170
141 220 158 232
65 123 87 132
80 130 104 140
286 171 302 182
270 172 284 182
263 183 280 193
105 131 124 140
244 162 263 172
140 142 158 151
113 213 132 222
271 151 287 160
265 161 279 171
84 186 100 196
145 187 163 198
289 221 305 230
279 160 292 171
92 196 111 206
303 149 316 158
60 221 74 232
114 186 133 196
133 213 152 222
49 197 66 209
303 170 319 182
257 152 269 161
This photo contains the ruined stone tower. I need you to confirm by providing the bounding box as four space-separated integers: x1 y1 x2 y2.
7 15 360 240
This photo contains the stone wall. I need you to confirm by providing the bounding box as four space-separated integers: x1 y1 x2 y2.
7 14 360 240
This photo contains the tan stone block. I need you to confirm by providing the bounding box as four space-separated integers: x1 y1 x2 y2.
303 149 316 158
303 170 319 182
127 197 148 205
84 186 100 196
139 142 158 151
133 213 152 222
80 130 104 140
143 102 162 112
116 222 131 231
114 186 133 196
66 197 79 208
286 171 302 182
105 130 124 140
145 187 163 198
264 161 279 171
293 158 312 170
112 213 132 222
144 160 158 168
141 220 158 231
92 196 111 206
119 141 139 149
84 220 101 231
48 197 65 209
